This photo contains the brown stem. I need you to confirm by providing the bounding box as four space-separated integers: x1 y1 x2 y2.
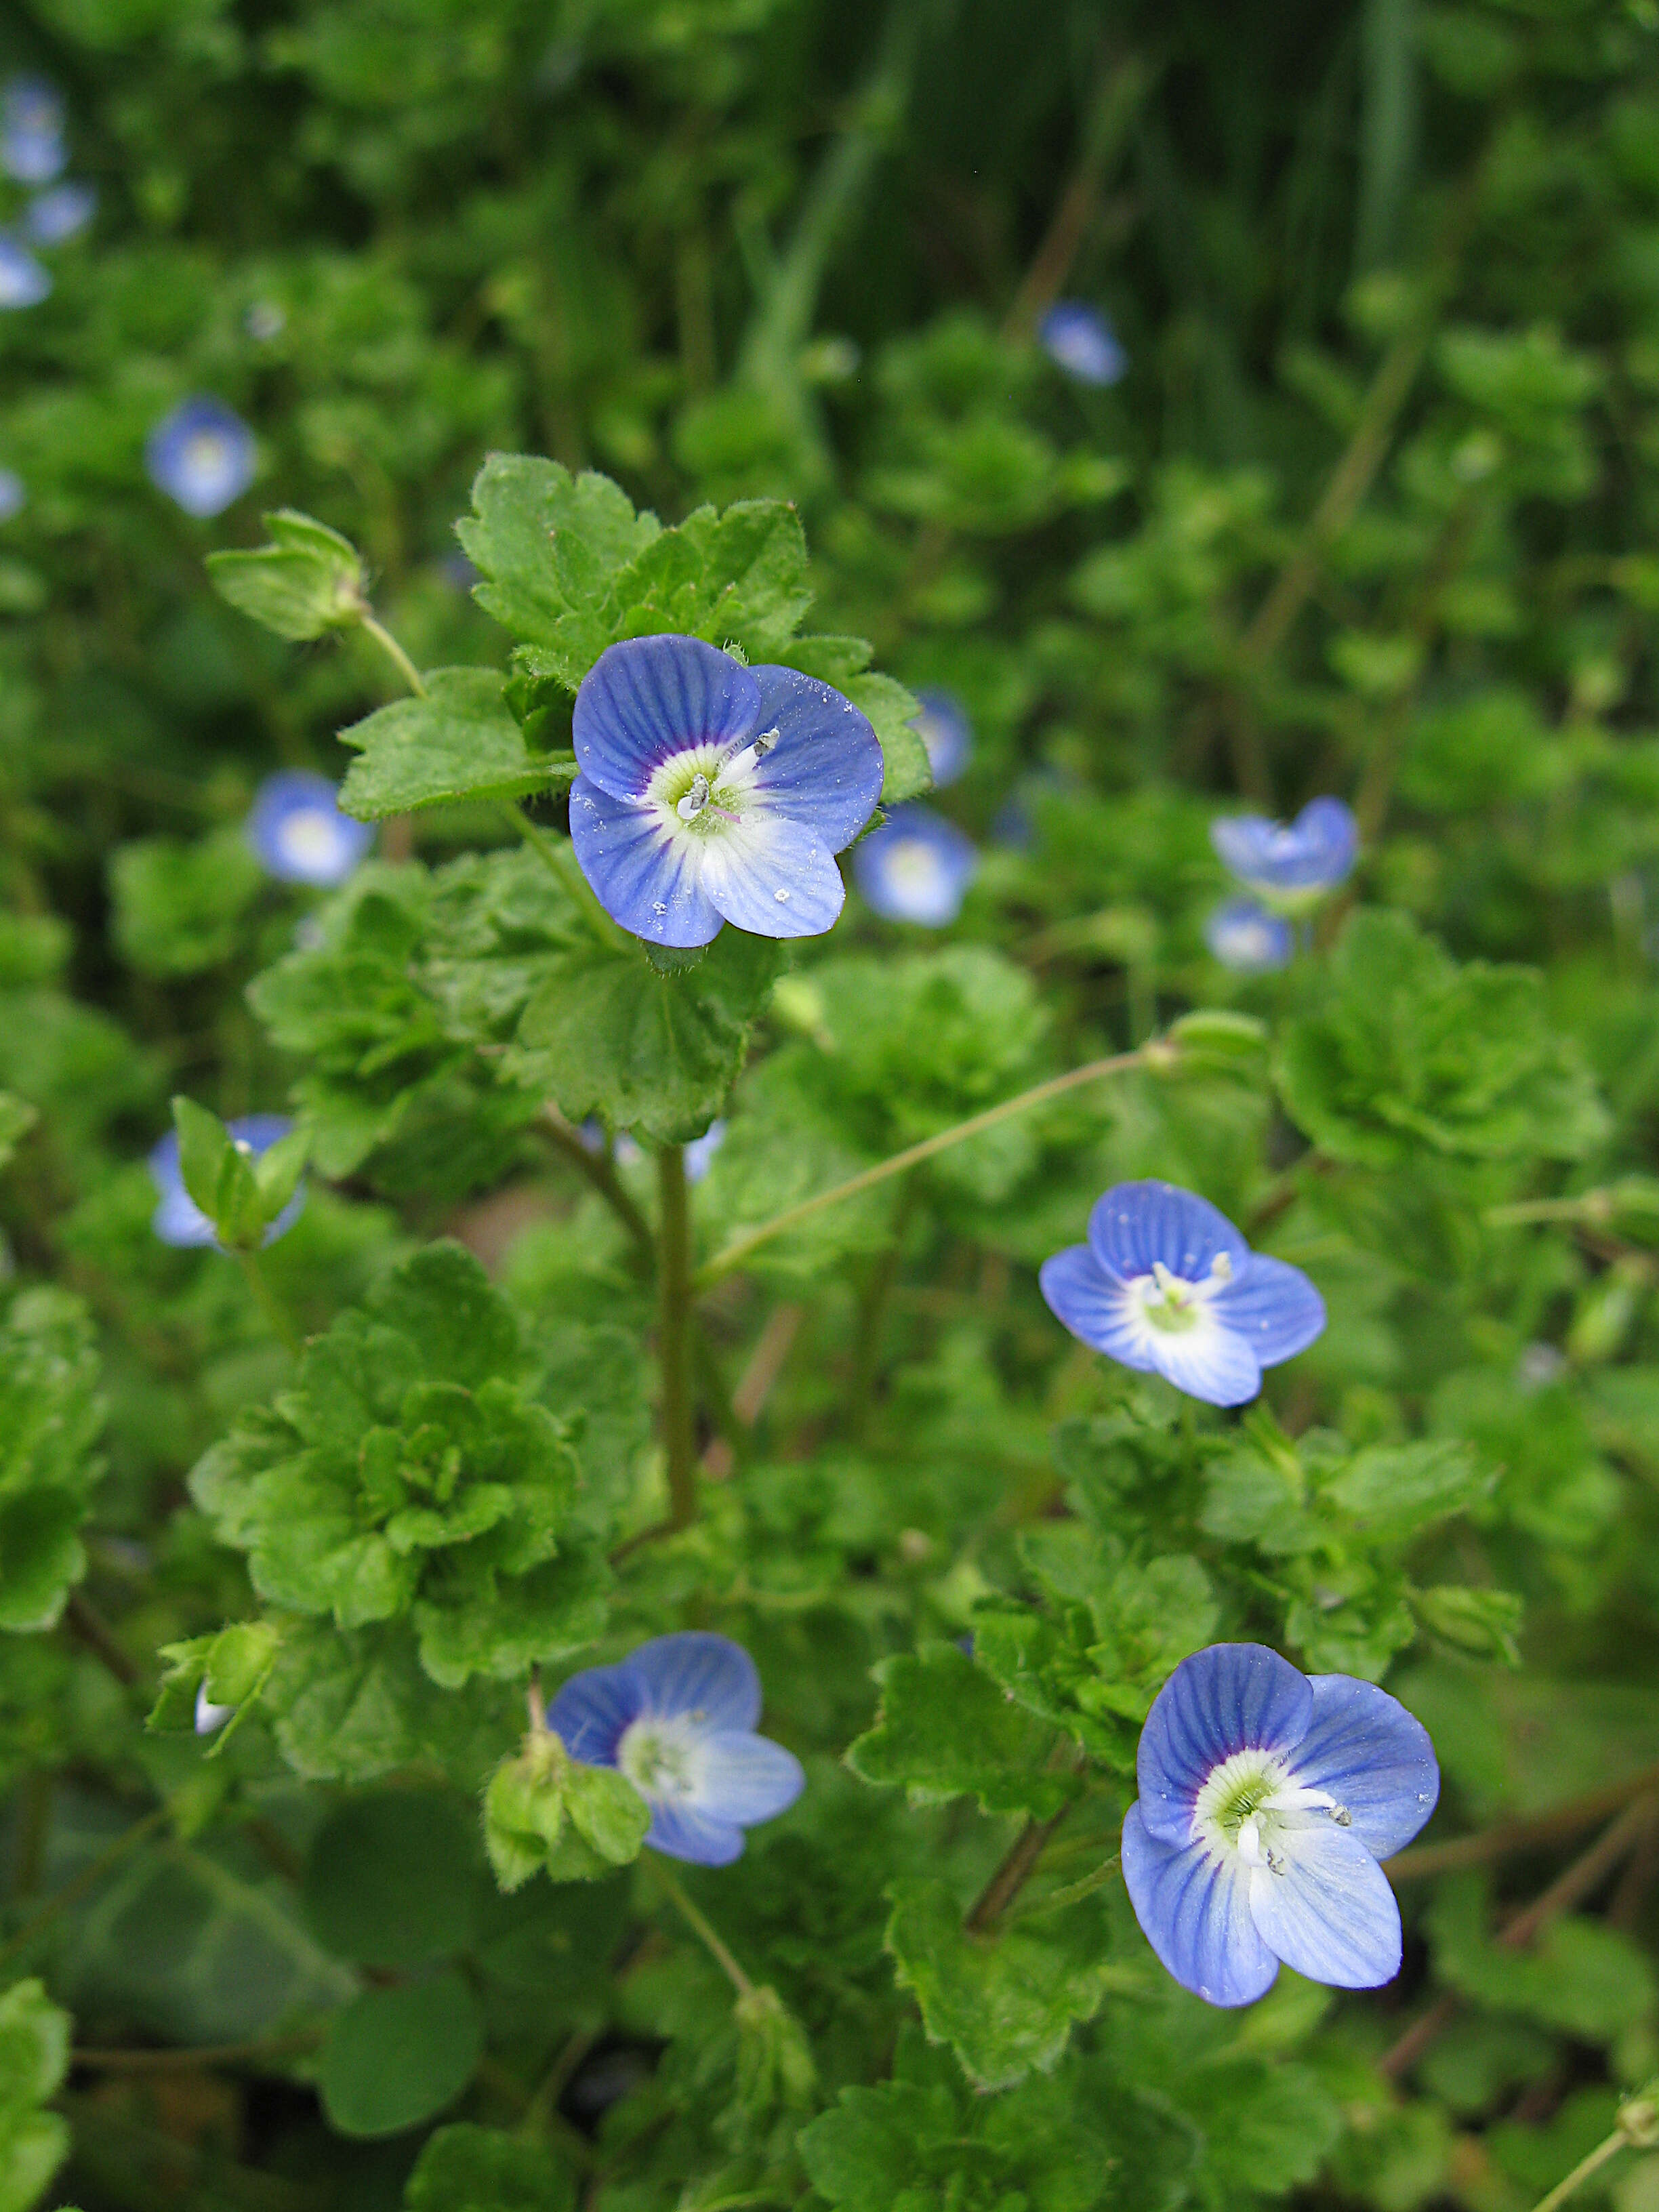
1002 52 1151 338
64 1589 140 1687
541 1109 654 1264
71 2029 321 2072
1385 1763 1659 1881
965 1807 1070 1935
657 1146 698 1530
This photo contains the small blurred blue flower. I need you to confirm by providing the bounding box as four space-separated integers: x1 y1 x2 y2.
683 1118 726 1183
149 1114 306 1250
0 77 65 186
1204 897 1294 974
1123 1642 1437 2006
1040 1179 1324 1407
912 689 972 787
146 396 256 518
0 236 50 309
570 634 883 948
1040 302 1127 387
1211 796 1357 912
246 771 373 886
23 180 95 245
0 470 24 524
853 804 978 926
548 1631 804 1866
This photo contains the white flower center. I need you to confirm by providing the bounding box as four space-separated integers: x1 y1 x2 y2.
185 431 230 482
278 809 346 872
1192 1746 1351 1877
617 1715 703 1803
649 727 775 840
1134 1251 1231 1334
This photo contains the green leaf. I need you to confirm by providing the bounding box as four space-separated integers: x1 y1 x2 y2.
319 1970 484 2138
170 1096 239 1223
404 2123 573 2212
339 669 573 819
207 509 367 641
1276 909 1607 1167
148 1617 282 1741
0 1097 35 1174
0 1980 71 2212
846 1642 1078 1818
511 926 782 1145
302 1790 479 1966
884 1876 1126 2090
1429 1876 1656 2039
0 1291 104 1633
111 830 264 978
842 672 928 804
563 1761 649 1864
1410 1584 1524 1663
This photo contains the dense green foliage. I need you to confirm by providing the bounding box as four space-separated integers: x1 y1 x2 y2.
4 0 1659 2206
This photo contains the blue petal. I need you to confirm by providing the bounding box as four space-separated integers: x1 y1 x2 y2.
698 809 847 939
617 1632 762 1732
247 771 373 886
568 774 724 947
852 806 978 926
1121 1803 1278 2008
747 666 884 848
1246 1821 1402 1989
912 689 972 787
692 1730 805 1825
1084 1181 1249 1287
1205 897 1293 973
146 397 256 518
1145 1321 1261 1408
1211 1254 1326 1368
1038 1245 1157 1370
1210 797 1357 894
547 1658 644 1767
1136 1644 1313 1843
1294 1676 1439 1860
0 238 50 310
1040 303 1128 388
643 1799 747 1866
574 636 760 802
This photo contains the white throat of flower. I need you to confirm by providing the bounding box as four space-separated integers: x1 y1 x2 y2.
617 1713 705 1805
1192 1746 1351 1879
279 809 346 873
653 726 779 838
185 431 230 483
1134 1249 1232 1334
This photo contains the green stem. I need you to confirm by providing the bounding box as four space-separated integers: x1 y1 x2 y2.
359 612 427 698
965 1805 1071 1933
647 1856 754 1998
699 1046 1147 1286
0 1804 169 1971
497 800 629 951
1525 2129 1633 2212
235 1250 302 1357
70 2030 321 2072
657 1146 699 1530
540 1110 655 1264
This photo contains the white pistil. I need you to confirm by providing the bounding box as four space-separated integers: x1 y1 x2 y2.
677 773 712 822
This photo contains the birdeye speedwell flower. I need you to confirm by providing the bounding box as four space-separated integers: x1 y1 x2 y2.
569 634 884 948
1211 795 1357 912
912 689 972 786
1122 1642 1437 2006
150 1115 306 1250
146 397 256 518
1206 897 1293 974
0 77 65 186
1040 302 1128 387
247 771 373 886
0 237 49 310
549 1631 804 1866
1040 1179 1324 1406
853 804 978 927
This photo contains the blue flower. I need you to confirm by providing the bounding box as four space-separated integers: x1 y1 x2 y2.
1039 302 1127 387
149 1115 306 1250
0 78 65 186
23 181 95 246
1122 1642 1437 2007
853 804 978 927
0 470 24 525
1210 796 1357 912
1204 897 1294 974
146 397 257 518
548 1632 804 1866
1040 1179 1325 1406
569 635 884 949
683 1118 726 1183
246 771 373 886
912 689 972 787
0 236 50 310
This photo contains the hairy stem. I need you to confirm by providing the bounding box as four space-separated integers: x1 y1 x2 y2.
64 1589 141 1689
965 1807 1070 1934
657 1145 699 1530
359 611 427 698
235 1250 302 1357
700 1046 1148 1285
1525 2127 1635 2212
540 1109 654 1263
649 1856 754 1998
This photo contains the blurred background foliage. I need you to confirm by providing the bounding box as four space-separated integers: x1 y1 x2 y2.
7 0 1659 2206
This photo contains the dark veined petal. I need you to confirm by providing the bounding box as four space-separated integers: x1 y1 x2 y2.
697 809 847 939
1143 1317 1261 1408
1038 1244 1156 1368
691 1730 805 1826
547 1658 644 1767
1136 1644 1313 1843
1084 1180 1250 1286
746 665 884 848
1211 1253 1326 1368
642 1797 747 1866
574 635 760 800
1245 1820 1402 1988
1122 1803 1279 2008
1294 1676 1439 1860
568 774 724 947
617 1632 763 1732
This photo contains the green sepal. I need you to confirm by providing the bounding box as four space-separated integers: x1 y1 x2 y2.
207 509 367 641
149 1617 283 1750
